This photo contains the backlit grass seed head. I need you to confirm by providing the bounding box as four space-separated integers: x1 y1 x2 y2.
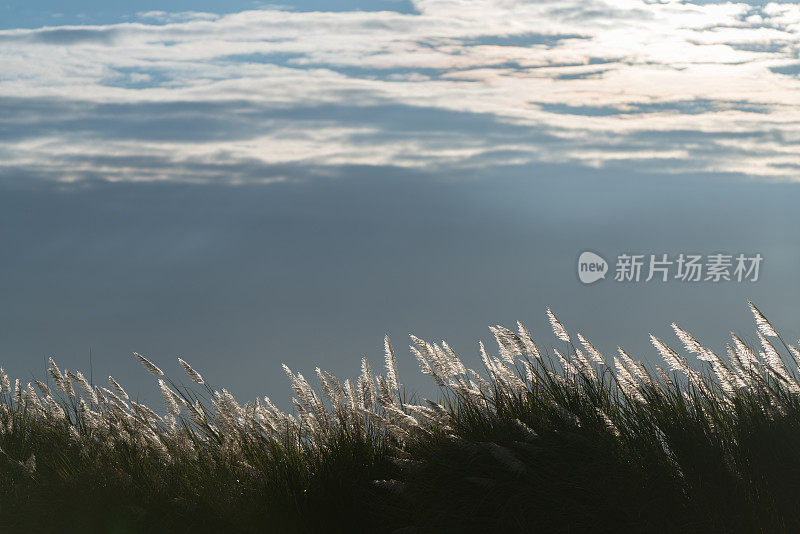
749 300 778 337
577 333 604 365
70 370 97 404
134 352 164 377
50 361 74 397
159 379 180 415
178 358 204 384
34 380 50 397
48 357 63 383
384 335 399 393
44 395 65 420
547 308 571 343
671 323 704 355
516 321 541 359
0 368 9 393
108 376 129 400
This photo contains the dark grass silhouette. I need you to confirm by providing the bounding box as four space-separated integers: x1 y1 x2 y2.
0 302 799 533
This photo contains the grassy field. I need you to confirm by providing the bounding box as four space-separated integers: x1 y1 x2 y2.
0 302 799 533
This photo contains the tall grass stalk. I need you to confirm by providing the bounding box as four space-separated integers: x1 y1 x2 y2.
0 302 799 532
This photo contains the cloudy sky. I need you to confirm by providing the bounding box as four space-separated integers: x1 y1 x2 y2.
1 0 799 406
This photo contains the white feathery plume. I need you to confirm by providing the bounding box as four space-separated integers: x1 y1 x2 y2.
414 337 452 380
490 326 514 364
298 372 329 425
383 403 422 432
441 343 464 378
671 324 736 393
384 335 400 393
731 333 760 371
468 369 492 395
724 344 750 389
315 367 337 406
441 341 466 376
759 333 789 378
410 344 436 382
24 383 43 413
323 370 347 412
101 387 128 411
523 360 536 384
573 348 597 380
293 398 321 436
186 400 207 427
671 324 705 357
547 308 571 343
708 352 738 396
359 358 376 411
749 301 778 338
516 322 541 359
479 341 498 378
375 375 396 408
68 370 97 404
757 333 799 392
490 356 526 392
613 355 645 403
425 401 450 423
47 357 64 388
108 376 129 400
158 379 180 415
343 379 357 413
164 413 178 434
283 365 327 424
134 352 164 377
0 368 9 393
131 400 162 423
617 348 652 388
34 380 50 397
403 404 443 428
43 395 65 420
554 348 579 379
491 325 524 365
787 343 800 369
650 335 684 373
650 335 705 391
429 343 455 378
577 333 604 365
213 391 239 434
221 389 243 420
57 367 75 398
177 357 204 384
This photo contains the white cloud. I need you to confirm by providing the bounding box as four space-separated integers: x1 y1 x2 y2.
1 0 800 183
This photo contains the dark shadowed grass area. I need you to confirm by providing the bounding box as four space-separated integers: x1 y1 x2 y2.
2 310 800 533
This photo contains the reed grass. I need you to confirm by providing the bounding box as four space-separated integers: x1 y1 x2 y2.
0 301 799 532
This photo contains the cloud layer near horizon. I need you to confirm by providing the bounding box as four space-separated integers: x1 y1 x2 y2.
2 0 800 184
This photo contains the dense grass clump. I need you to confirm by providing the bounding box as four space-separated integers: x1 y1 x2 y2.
1 301 800 533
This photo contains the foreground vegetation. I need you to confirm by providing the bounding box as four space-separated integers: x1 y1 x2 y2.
0 302 799 532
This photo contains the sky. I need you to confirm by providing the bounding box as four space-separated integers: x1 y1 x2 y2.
0 0 799 407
